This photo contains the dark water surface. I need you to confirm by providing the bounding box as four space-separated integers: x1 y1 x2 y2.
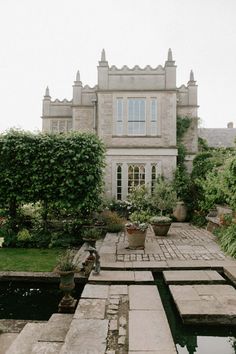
154 274 236 354
0 281 84 321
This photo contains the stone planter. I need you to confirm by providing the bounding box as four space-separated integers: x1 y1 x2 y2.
173 201 187 222
151 223 171 236
58 271 77 313
126 227 147 249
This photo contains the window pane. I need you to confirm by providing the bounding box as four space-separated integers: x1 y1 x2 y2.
51 121 58 133
128 99 146 135
59 121 66 132
116 99 123 135
117 165 122 200
67 120 73 131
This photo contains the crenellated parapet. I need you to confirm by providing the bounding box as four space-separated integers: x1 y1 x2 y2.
97 49 176 90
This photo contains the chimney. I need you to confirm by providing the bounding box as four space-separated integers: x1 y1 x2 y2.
227 122 234 128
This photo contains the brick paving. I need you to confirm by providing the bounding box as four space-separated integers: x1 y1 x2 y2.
115 223 228 262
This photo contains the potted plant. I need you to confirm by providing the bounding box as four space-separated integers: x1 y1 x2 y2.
150 216 172 236
55 249 79 313
125 211 150 249
82 227 102 248
150 178 177 236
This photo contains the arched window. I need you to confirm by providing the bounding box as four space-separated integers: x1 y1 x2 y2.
128 165 145 192
117 165 122 200
151 165 157 194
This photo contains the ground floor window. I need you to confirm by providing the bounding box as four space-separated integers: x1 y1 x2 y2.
151 164 157 194
116 165 122 200
128 165 145 193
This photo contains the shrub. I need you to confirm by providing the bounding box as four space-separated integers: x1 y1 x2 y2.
100 210 124 225
106 223 124 233
81 227 102 240
214 224 236 258
127 185 151 213
151 178 177 215
105 198 131 218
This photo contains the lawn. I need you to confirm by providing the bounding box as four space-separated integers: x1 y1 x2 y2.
0 248 62 272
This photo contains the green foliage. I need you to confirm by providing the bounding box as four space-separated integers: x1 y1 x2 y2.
127 185 151 213
149 216 172 224
198 137 209 152
190 211 207 227
176 116 191 143
17 228 32 244
106 223 124 233
151 178 177 215
0 130 105 247
104 198 131 218
214 224 236 258
129 210 151 224
174 117 192 204
82 227 102 240
56 249 79 272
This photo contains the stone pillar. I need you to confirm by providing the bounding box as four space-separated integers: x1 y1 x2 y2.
73 70 82 105
188 70 198 106
42 86 51 116
97 49 109 89
165 48 176 90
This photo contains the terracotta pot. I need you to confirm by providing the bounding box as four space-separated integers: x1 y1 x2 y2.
173 201 187 222
151 223 171 236
126 227 147 249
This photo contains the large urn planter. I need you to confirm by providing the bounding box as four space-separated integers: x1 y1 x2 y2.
173 201 187 222
58 270 77 313
150 216 172 237
126 226 147 249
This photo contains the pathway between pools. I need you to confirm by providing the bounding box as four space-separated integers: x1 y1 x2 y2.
4 223 236 354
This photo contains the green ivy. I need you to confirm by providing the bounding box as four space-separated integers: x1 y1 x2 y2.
0 130 105 231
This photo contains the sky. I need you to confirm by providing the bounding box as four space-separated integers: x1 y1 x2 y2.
0 0 236 132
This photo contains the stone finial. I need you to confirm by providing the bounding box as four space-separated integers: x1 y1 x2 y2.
190 70 194 82
227 122 234 129
76 70 80 82
45 86 50 97
101 48 106 62
168 48 173 61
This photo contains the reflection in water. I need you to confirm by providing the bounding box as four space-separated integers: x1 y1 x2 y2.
0 281 83 320
154 275 236 354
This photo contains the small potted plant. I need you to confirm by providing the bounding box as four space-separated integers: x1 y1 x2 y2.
150 215 172 236
82 227 102 247
125 211 150 249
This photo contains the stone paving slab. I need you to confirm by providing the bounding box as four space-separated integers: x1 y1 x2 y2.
129 285 163 310
134 271 154 282
89 270 154 283
39 314 73 342
0 333 18 354
163 270 225 284
59 319 108 354
74 299 106 319
169 284 236 325
224 266 236 285
129 310 176 353
128 351 177 354
81 284 109 299
89 270 135 283
6 323 45 354
32 342 62 353
109 285 128 295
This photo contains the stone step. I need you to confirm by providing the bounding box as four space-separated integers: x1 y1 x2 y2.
89 270 154 283
128 285 177 353
0 333 18 354
59 319 109 354
163 270 225 284
6 322 45 354
169 284 236 325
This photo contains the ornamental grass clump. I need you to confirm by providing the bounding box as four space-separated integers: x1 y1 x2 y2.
149 216 172 225
56 249 79 272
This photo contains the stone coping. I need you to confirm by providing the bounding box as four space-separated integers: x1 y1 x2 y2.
0 271 87 283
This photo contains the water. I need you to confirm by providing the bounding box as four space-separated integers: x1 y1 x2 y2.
0 281 84 320
154 274 236 354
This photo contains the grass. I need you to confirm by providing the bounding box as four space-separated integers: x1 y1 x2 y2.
0 248 62 272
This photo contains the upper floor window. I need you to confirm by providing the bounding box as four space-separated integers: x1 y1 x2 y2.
116 99 123 136
128 99 146 135
51 120 72 133
150 99 157 136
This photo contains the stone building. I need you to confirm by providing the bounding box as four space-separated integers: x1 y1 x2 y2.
199 122 236 148
42 49 198 200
